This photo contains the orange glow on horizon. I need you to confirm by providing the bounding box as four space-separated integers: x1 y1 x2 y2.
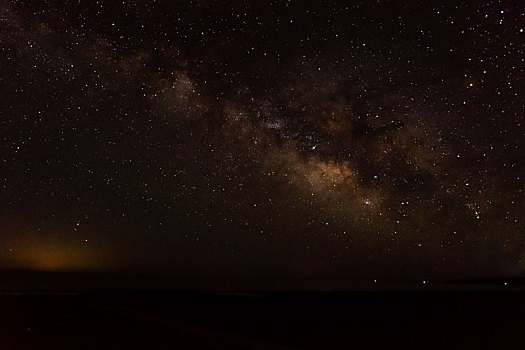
1 240 105 272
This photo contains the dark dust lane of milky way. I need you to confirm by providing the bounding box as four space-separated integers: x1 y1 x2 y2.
0 0 524 281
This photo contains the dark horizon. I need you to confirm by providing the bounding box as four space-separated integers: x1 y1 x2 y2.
1 269 525 293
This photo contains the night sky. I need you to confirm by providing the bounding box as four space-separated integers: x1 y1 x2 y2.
0 0 524 281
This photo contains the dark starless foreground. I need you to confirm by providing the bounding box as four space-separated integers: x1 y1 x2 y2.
1 273 525 349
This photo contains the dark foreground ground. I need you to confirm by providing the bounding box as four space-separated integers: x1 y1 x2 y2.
1 290 525 349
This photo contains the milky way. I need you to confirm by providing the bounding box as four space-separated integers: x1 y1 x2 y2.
0 1 524 279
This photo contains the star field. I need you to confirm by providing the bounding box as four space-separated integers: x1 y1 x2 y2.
0 0 524 280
